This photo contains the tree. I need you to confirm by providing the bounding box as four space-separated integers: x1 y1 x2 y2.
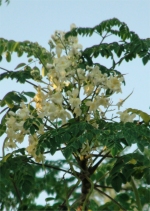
0 18 150 211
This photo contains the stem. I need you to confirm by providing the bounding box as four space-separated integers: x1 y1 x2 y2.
94 184 130 191
29 160 74 176
2 137 8 157
130 177 142 211
89 151 110 174
95 187 127 211
60 179 81 211
10 175 22 204
0 107 9 114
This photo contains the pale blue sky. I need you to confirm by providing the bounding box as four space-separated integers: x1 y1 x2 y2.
0 0 150 112
0 0 150 205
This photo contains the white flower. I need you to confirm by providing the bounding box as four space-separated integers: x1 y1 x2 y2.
116 91 133 110
116 99 124 110
54 56 71 70
74 107 82 117
117 111 136 123
56 46 62 57
96 95 110 108
70 23 76 30
69 98 81 109
5 140 17 149
51 92 63 105
84 84 94 95
107 76 122 93
6 116 16 128
86 100 99 112
72 43 83 50
46 63 54 69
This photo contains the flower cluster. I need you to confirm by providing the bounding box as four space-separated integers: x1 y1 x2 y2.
4 24 135 162
5 102 45 162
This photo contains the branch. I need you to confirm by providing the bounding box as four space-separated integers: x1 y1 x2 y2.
10 175 22 204
91 153 120 159
95 187 127 211
89 148 105 168
89 151 110 174
82 176 94 211
0 67 38 88
29 160 74 176
0 107 9 114
94 184 130 191
60 179 81 210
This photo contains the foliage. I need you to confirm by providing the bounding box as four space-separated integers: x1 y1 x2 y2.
0 0 10 6
0 18 150 211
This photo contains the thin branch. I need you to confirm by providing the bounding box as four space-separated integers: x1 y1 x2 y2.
99 32 112 45
28 160 74 176
91 153 120 159
89 151 110 174
90 149 105 167
95 187 127 211
0 107 9 114
0 67 39 89
10 176 22 204
25 79 38 88
60 179 81 210
2 137 8 157
44 147 66 154
94 184 130 191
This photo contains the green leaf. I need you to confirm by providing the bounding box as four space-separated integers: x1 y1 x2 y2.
30 125 35 135
0 44 5 55
23 91 35 98
23 119 32 130
6 51 11 62
63 147 73 159
7 40 16 52
145 169 150 184
28 58 33 62
15 63 26 70
0 124 6 136
142 54 149 65
22 180 33 194
5 96 14 108
19 93 27 102
111 147 118 157
111 174 122 192
45 197 55 202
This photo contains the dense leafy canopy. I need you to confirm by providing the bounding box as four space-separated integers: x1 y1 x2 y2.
0 18 150 211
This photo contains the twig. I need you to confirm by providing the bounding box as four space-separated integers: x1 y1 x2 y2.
0 107 9 114
94 184 129 191
2 137 8 157
10 175 22 204
28 160 74 176
95 187 127 211
0 67 39 89
91 153 120 159
60 179 81 210
89 151 110 174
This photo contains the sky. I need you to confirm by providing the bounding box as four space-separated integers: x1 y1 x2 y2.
0 0 150 205
0 0 149 112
